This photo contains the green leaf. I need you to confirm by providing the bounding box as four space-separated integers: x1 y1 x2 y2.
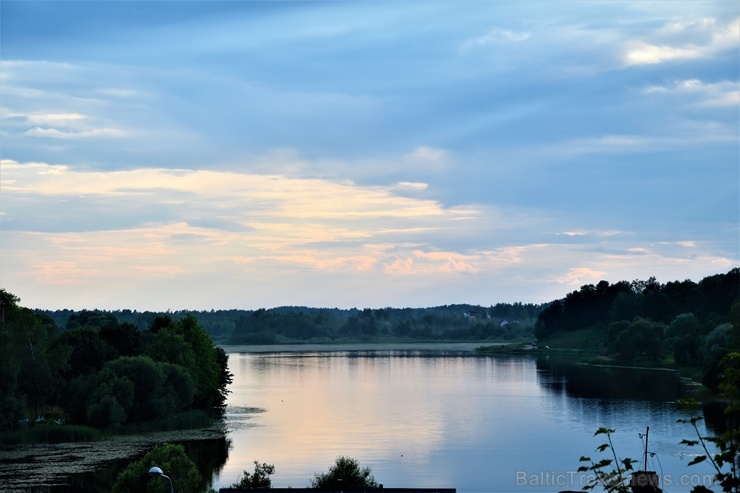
594 427 615 436
680 439 700 446
597 443 610 452
688 455 707 466
594 459 612 469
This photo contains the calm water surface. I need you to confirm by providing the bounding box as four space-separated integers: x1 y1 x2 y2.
212 349 717 492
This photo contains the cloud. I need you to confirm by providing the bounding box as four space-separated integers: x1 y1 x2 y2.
393 182 428 191
403 146 449 163
0 109 82 125
462 27 530 49
552 267 608 285
625 43 702 65
5 156 732 309
559 230 623 238
550 131 735 158
25 127 127 139
384 250 479 275
623 17 738 65
643 79 740 107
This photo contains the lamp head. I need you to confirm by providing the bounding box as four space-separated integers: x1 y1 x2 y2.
149 466 164 476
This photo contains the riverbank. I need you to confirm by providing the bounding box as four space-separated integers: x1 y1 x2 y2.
0 424 226 492
220 341 507 353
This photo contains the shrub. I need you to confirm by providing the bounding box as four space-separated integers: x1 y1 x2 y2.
310 456 379 490
232 461 276 489
113 443 200 493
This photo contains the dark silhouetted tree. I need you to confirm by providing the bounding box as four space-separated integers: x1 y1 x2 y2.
310 456 379 490
232 461 276 489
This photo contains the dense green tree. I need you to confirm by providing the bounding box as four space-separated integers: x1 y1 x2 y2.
0 290 26 430
310 456 379 489
84 369 135 430
703 324 737 362
0 290 232 432
100 322 143 358
607 320 630 353
0 292 70 428
536 268 739 370
106 356 167 421
159 363 196 413
54 327 113 379
673 335 702 366
666 313 702 365
608 291 642 323
614 318 665 361
666 313 701 341
176 315 223 411
66 310 118 331
10 307 64 418
535 300 562 339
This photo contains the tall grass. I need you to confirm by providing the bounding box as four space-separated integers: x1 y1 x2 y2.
0 424 102 446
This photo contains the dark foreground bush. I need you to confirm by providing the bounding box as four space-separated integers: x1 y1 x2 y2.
311 456 379 489
113 443 200 493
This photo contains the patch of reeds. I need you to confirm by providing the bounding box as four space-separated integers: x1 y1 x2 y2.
0 424 102 445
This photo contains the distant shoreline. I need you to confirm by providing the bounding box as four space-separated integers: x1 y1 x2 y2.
220 341 510 353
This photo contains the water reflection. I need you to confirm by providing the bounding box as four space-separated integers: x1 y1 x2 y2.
536 356 684 401
216 350 719 493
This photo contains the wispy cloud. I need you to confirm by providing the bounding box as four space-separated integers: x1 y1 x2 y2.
462 27 530 49
643 79 740 107
25 127 127 139
623 17 738 65
551 267 607 285
550 131 736 157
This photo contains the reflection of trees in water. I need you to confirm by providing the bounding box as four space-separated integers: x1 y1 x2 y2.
702 400 739 437
183 436 232 491
535 356 683 402
534 356 739 449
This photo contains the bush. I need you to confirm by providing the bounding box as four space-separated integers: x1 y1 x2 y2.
113 443 200 493
310 456 379 490
232 461 276 489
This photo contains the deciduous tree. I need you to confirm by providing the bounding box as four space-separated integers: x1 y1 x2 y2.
310 456 379 490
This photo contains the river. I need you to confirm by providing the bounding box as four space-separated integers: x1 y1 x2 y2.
211 345 720 492
1 344 722 492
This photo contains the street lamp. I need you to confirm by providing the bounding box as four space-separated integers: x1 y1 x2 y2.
149 466 174 493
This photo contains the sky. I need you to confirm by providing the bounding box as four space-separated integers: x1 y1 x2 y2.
0 1 738 311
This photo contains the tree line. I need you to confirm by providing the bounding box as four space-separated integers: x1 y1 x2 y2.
534 268 739 390
37 302 544 345
0 289 232 434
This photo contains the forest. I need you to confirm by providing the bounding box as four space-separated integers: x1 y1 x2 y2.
0 289 232 436
37 302 544 345
1 267 738 438
534 268 739 389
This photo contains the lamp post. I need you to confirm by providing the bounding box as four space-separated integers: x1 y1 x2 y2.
149 466 174 493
